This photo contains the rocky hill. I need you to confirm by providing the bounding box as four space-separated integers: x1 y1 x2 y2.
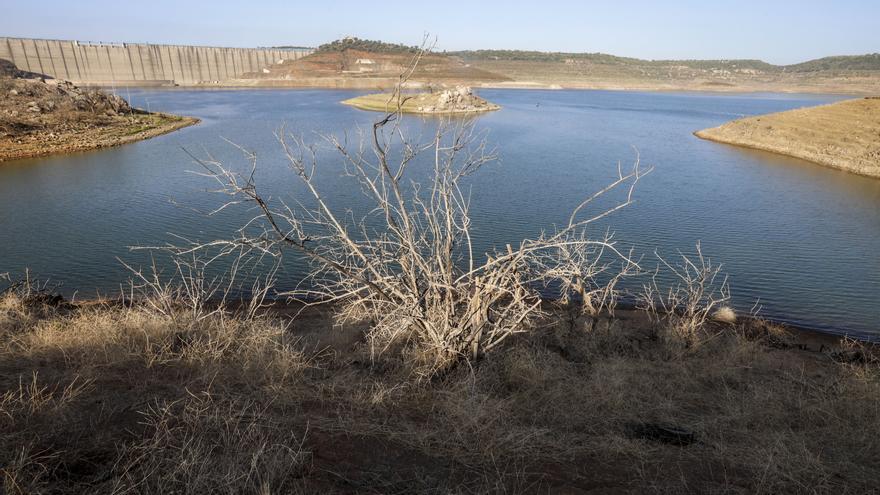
1 59 197 161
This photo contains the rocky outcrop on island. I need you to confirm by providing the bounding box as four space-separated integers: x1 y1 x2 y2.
1 59 198 162
412 86 499 113
342 86 500 114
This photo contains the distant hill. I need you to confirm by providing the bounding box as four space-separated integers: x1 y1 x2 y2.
448 50 639 65
451 50 880 73
238 39 880 94
244 39 509 87
785 54 880 72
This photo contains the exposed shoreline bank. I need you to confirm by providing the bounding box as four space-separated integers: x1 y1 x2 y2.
0 74 199 163
0 112 199 162
695 97 880 178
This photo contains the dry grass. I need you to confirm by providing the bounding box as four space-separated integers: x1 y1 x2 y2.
695 98 880 178
2 289 879 493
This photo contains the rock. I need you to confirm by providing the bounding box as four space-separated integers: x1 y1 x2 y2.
8 89 17 96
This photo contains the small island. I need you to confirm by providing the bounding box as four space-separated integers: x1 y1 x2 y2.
342 86 500 114
1 59 198 162
695 97 880 178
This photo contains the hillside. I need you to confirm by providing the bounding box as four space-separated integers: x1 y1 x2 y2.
695 97 880 178
786 53 880 73
221 38 880 93
447 50 880 93
242 38 510 89
452 49 880 73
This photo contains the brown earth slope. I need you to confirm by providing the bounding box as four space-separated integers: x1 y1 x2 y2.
241 48 511 89
0 60 198 162
695 98 880 178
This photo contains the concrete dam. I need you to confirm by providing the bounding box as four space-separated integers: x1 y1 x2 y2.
1 37 313 86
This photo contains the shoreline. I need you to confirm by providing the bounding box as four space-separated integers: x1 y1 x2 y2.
0 112 199 163
57 292 880 344
695 98 880 178
108 79 880 97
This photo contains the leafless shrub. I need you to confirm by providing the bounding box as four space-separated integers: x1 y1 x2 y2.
180 44 650 377
120 247 279 323
640 242 731 348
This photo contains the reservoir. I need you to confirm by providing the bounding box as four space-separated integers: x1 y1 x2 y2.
1 88 878 338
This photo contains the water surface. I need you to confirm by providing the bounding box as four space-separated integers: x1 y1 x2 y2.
1 88 878 337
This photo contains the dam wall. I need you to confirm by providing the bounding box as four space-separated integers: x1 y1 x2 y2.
0 37 313 85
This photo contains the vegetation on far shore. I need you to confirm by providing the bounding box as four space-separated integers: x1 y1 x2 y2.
451 49 880 73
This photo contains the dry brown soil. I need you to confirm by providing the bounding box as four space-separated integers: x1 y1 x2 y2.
696 98 880 178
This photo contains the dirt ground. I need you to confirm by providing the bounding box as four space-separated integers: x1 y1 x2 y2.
2 290 878 494
695 98 880 178
0 74 197 162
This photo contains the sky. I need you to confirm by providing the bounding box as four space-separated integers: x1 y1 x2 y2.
2 0 878 65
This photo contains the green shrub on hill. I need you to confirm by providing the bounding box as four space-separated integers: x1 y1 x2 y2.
315 37 420 54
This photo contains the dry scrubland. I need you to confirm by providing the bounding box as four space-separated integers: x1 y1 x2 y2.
244 40 880 95
2 285 880 493
456 59 880 94
0 61 198 162
695 98 880 178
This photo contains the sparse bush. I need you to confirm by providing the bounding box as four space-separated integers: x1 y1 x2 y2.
315 37 421 55
639 243 731 349
183 47 649 377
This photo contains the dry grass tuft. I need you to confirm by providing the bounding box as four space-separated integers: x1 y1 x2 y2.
108 392 310 494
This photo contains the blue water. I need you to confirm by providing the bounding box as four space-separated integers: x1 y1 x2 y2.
1 88 878 337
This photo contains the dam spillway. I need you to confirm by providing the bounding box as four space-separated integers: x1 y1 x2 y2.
0 37 313 86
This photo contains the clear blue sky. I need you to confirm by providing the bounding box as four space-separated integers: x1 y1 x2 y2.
2 0 877 64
